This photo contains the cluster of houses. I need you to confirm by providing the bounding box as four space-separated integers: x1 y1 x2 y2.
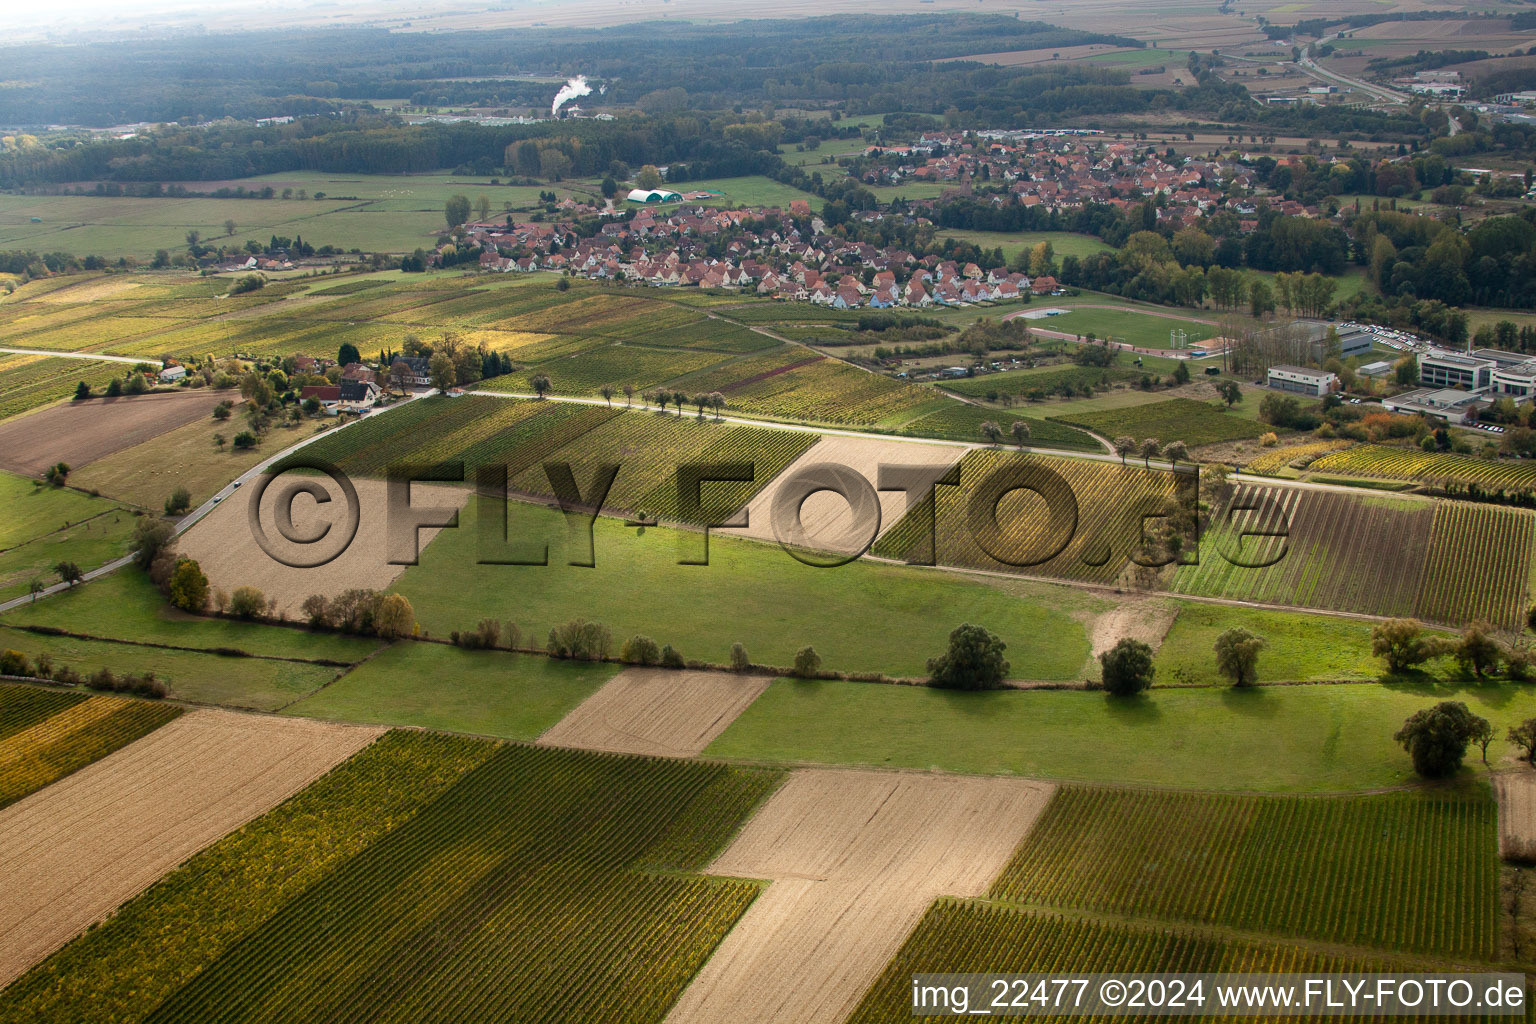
290 353 407 413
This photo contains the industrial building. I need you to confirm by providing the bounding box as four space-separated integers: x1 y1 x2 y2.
1267 365 1340 397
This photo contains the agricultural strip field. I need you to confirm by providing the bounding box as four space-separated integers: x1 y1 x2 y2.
1309 444 1536 493
394 499 1097 680
940 363 1140 401
1243 439 1352 476
0 687 181 810
0 389 227 477
0 354 133 421
668 768 1053 1024
851 905 1425 1024
1172 483 1533 628
731 435 962 555
704 676 1536 792
58 742 782 1024
537 668 772 758
177 476 471 618
0 710 382 987
991 787 1497 958
0 730 497 1024
872 448 1182 586
0 472 137 603
1050 397 1268 447
284 642 620 740
895 400 1101 451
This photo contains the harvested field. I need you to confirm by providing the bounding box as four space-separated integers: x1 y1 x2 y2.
0 389 226 477
667 768 1054 1024
537 668 770 757
175 475 470 616
1089 595 1179 660
0 709 382 986
729 434 962 555
1495 773 1536 863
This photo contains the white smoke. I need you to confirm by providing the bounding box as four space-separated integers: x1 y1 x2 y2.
551 76 592 117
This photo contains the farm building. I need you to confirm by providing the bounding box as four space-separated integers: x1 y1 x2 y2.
1267 365 1339 397
626 188 682 204
157 365 187 383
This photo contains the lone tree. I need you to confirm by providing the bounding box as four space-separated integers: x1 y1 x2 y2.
55 561 83 587
73 381 91 401
927 623 1010 690
979 420 1003 446
338 342 361 368
600 385 615 406
1113 435 1136 465
164 486 192 517
1100 637 1155 696
1470 716 1496 765
444 194 471 229
223 218 237 237
168 557 209 613
531 373 552 399
792 646 822 678
1139 437 1161 468
1163 440 1188 470
429 352 456 394
44 462 69 487
1215 380 1243 408
1010 420 1031 450
131 518 175 569
709 392 726 420
1214 627 1265 686
1510 718 1536 764
1395 701 1483 779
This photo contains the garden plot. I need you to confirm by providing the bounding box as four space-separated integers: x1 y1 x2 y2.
726 435 963 556
0 709 381 986
176 475 470 616
537 668 770 757
666 768 1053 1024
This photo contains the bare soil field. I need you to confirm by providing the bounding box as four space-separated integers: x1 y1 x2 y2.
0 389 226 478
1495 772 1536 862
667 768 1054 1024
0 709 381 986
728 435 962 557
176 476 470 616
537 668 771 757
952 43 1138 66
1089 596 1180 660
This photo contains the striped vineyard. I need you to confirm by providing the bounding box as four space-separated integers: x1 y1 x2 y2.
13 741 784 1024
0 687 182 809
849 904 1414 1024
988 787 1498 959
1243 439 1351 476
1309 444 1536 493
873 448 1184 585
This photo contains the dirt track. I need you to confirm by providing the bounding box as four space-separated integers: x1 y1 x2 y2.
0 389 227 478
0 709 381 986
176 476 470 616
537 668 769 757
728 435 961 556
1090 596 1180 659
666 769 1054 1024
1495 773 1536 862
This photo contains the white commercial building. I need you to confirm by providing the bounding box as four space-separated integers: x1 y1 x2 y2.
1267 365 1339 397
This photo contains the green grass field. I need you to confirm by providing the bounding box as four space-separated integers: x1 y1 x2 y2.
1028 306 1216 349
0 473 139 602
0 569 382 664
934 230 1113 263
285 642 618 737
1052 396 1268 447
393 499 1098 680
705 674 1536 792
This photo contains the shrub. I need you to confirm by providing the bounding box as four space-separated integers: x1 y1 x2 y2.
164 486 192 516
33 653 53 680
621 634 661 665
792 646 822 678
131 517 175 570
53 666 80 685
548 618 612 661
87 668 117 691
229 586 266 619
1100 638 1155 696
232 431 258 450
1370 619 1441 674
660 644 685 668
301 594 331 629
730 642 750 672
0 649 32 677
455 617 502 649
1454 622 1501 679
927 623 1010 690
167 557 209 613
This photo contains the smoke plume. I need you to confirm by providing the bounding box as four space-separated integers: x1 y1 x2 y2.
551 76 592 117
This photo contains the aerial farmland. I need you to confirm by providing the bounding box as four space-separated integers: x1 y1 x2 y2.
4 0 1536 1019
